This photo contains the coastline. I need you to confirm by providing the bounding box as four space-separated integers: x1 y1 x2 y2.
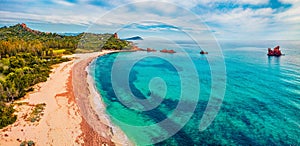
0 50 134 146
86 56 133 145
72 50 133 146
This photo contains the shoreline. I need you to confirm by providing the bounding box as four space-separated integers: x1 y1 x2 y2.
72 50 133 145
86 55 132 145
0 50 134 146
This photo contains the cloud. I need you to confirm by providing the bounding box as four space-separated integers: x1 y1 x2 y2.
123 22 180 32
199 0 269 5
0 2 109 27
201 7 274 39
0 0 299 40
98 2 209 33
236 0 269 5
279 0 300 4
52 0 76 6
0 10 90 25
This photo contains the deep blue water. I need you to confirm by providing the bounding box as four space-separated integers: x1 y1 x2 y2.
90 40 300 145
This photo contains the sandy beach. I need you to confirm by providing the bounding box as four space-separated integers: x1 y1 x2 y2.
0 50 132 146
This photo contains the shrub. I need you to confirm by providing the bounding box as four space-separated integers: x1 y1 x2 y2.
0 102 17 129
26 103 46 123
20 141 26 146
19 140 35 146
27 140 35 146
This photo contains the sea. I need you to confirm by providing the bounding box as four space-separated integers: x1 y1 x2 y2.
89 39 300 145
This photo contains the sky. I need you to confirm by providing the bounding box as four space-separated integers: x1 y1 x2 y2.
0 0 299 40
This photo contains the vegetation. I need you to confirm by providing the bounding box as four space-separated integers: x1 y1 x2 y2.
77 33 132 52
0 23 132 129
0 24 80 57
0 24 76 128
26 103 46 123
20 140 35 146
102 34 131 50
0 102 17 129
0 53 68 102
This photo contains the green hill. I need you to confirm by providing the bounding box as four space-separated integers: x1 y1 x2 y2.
0 23 132 129
77 33 132 53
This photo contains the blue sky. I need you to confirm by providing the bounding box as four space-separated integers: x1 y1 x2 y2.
0 0 299 40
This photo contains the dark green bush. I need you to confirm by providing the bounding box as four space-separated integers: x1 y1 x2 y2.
0 102 17 129
27 140 35 146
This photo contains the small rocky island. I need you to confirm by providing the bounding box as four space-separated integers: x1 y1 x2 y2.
200 50 208 54
160 49 176 53
146 48 157 52
268 46 283 56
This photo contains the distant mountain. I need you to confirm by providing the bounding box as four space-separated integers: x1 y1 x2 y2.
122 36 143 40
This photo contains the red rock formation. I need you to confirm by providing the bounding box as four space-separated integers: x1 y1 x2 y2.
114 33 118 39
18 23 42 35
132 46 145 51
268 46 282 56
160 49 176 53
20 23 27 28
146 48 157 52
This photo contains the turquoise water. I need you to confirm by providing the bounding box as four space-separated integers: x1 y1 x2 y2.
90 40 300 145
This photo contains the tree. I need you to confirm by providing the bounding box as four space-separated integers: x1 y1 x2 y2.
8 56 25 70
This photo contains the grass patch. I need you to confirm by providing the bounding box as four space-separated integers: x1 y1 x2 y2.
14 102 29 106
75 48 95 53
20 140 35 146
0 73 5 81
26 103 46 123
53 49 66 55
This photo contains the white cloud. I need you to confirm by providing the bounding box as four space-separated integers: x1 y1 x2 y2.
271 1 300 40
279 0 300 4
236 0 269 5
0 0 299 40
0 11 89 25
193 0 269 6
202 7 276 39
0 2 107 26
275 0 300 24
52 0 75 6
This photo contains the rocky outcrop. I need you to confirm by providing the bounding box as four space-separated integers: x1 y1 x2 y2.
200 50 208 54
18 23 42 35
132 46 145 51
20 23 27 28
113 33 118 39
268 46 282 56
160 49 176 53
146 48 156 52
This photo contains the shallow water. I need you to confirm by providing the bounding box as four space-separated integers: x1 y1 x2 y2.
90 40 300 145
